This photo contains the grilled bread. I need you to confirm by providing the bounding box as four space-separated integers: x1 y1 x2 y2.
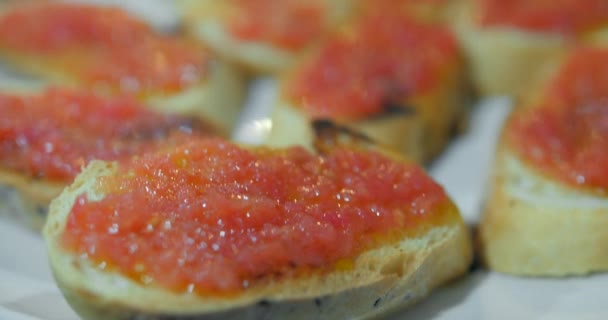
44 123 472 320
266 10 471 163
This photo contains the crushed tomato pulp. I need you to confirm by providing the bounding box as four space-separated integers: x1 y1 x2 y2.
0 88 208 182
478 0 608 35
509 48 608 191
62 138 450 294
0 3 207 92
287 12 458 119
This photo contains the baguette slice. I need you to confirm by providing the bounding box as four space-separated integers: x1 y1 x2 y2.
175 0 357 74
0 2 245 136
452 0 608 97
266 12 472 163
44 124 472 320
0 86 215 231
480 47 608 276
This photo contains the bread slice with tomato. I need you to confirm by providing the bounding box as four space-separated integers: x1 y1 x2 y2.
0 86 214 230
480 47 608 276
0 2 245 136
43 122 472 320
266 10 471 163
175 0 357 74
452 0 608 97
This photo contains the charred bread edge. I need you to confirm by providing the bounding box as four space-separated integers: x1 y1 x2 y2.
44 144 472 319
480 141 608 276
265 60 472 163
265 98 426 162
175 0 357 75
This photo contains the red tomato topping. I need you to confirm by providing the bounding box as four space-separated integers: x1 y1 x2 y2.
0 3 207 92
509 48 608 190
286 13 458 119
229 0 325 49
0 88 208 182
61 138 449 294
478 0 608 35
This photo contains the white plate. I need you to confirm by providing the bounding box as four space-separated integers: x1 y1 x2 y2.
2 1 608 319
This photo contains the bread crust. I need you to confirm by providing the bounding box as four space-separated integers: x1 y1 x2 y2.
43 140 472 319
480 141 608 276
451 0 608 97
176 0 357 75
266 55 472 163
266 99 426 162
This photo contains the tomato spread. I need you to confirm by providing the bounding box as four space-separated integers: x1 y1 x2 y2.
0 3 207 92
509 48 608 191
478 0 608 35
286 13 458 119
0 88 207 182
61 138 449 294
229 0 325 50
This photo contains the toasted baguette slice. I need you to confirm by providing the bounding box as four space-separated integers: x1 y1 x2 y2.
0 2 245 136
479 47 608 276
0 85 216 231
266 14 472 163
267 71 471 163
44 127 472 320
451 0 608 97
175 0 357 74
